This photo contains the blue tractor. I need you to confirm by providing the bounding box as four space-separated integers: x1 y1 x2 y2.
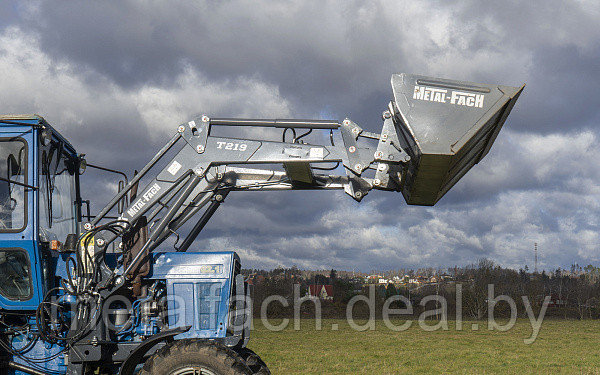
0 74 523 374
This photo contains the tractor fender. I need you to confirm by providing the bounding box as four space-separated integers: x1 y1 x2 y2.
119 325 191 375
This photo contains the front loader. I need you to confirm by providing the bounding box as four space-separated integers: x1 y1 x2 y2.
0 74 523 374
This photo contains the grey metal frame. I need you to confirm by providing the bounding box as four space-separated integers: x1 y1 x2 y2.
89 113 404 278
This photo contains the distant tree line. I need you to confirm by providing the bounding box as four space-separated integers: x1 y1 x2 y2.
243 260 600 320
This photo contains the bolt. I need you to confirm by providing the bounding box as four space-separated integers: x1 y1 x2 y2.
377 164 387 171
355 191 363 199
373 179 381 186
404 155 411 162
352 127 360 135
177 125 185 133
381 134 388 141
115 276 124 285
343 119 350 126
96 238 105 247
195 167 204 175
375 151 383 159
217 173 224 180
389 155 394 160
215 194 223 202
202 115 210 122
83 222 92 231
196 145 205 153
383 111 391 119
355 164 362 172
348 146 356 153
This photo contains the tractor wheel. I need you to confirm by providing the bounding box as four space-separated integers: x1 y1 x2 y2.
235 348 271 375
139 339 253 375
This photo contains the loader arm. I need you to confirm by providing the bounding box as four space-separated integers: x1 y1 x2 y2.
86 115 401 281
93 115 394 228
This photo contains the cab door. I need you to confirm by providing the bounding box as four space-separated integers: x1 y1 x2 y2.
0 125 44 310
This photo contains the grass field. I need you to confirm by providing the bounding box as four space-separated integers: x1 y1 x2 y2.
248 319 600 374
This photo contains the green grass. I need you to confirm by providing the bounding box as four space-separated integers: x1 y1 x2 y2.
248 319 600 374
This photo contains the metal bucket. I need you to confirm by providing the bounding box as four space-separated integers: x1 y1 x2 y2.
391 73 524 206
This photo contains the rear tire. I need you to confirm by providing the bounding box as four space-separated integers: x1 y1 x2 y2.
235 348 271 375
139 339 252 375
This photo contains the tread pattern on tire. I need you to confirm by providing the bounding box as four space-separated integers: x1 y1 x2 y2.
139 339 253 375
235 348 271 375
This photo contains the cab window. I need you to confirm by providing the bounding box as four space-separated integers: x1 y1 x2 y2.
0 249 32 300
39 142 78 243
0 139 27 232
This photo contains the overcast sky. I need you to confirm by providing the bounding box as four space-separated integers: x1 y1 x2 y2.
1 1 599 272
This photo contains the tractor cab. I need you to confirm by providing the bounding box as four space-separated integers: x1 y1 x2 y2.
0 115 82 310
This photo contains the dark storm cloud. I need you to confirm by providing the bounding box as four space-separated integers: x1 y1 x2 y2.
442 0 600 133
20 0 600 134
1 0 600 271
19 1 414 120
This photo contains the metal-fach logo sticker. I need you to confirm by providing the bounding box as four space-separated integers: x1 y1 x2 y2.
413 85 484 108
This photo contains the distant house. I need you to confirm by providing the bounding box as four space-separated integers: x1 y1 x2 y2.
548 294 568 308
246 274 266 286
308 285 334 300
365 274 384 284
